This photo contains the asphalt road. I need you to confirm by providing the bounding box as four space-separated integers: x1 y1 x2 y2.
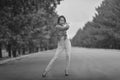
0 47 120 80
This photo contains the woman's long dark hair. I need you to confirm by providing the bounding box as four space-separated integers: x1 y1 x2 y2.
57 15 66 24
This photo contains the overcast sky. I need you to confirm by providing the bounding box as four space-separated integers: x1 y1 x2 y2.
56 0 103 39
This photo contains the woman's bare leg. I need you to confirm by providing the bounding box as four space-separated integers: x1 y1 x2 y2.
64 39 71 76
42 41 64 77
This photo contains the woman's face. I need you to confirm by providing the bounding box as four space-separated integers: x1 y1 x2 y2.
59 17 65 24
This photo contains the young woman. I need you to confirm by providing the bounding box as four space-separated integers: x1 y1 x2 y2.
42 16 71 77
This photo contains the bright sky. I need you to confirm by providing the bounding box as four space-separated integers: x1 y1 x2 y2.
56 0 103 39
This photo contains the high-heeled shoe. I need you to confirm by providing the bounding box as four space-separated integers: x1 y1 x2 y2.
42 72 47 77
65 70 69 76
65 73 69 76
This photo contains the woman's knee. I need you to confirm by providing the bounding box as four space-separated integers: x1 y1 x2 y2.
66 52 70 58
65 39 71 46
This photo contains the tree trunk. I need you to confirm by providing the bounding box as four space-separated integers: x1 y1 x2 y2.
29 47 35 53
29 47 32 53
7 44 12 57
22 47 26 55
18 48 21 56
12 48 17 57
36 47 39 52
0 43 2 58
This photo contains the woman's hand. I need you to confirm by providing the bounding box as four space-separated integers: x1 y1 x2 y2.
65 23 70 29
56 23 70 31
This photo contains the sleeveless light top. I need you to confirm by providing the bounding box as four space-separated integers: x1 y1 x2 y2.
55 23 69 41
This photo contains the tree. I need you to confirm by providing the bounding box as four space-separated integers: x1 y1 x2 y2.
0 0 63 57
72 0 120 49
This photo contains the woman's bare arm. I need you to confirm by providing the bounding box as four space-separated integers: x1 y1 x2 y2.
56 24 70 31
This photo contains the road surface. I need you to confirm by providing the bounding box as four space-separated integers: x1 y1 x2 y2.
0 47 120 80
